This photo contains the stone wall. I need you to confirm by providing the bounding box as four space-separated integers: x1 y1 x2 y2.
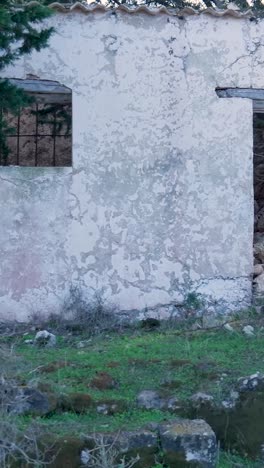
0 7 263 320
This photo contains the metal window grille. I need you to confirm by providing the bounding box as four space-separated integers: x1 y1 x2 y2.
0 102 72 167
0 79 72 167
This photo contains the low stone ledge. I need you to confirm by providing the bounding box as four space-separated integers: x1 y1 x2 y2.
82 419 217 467
84 429 158 467
34 419 218 467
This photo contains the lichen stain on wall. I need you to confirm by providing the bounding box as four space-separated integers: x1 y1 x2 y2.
0 11 262 320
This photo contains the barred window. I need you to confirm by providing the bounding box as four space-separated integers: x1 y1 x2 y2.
0 78 72 167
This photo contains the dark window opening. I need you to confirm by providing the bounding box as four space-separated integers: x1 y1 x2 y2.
0 78 72 167
254 111 264 234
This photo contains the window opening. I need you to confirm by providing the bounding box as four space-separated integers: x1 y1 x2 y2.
0 78 72 166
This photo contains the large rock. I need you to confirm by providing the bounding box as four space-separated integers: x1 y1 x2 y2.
189 373 264 459
10 386 57 416
254 234 264 262
38 423 220 467
190 393 214 408
136 389 181 412
242 325 255 337
34 330 56 348
254 272 264 294
254 264 263 277
158 419 217 467
237 372 264 392
136 390 166 410
85 429 158 468
96 399 127 415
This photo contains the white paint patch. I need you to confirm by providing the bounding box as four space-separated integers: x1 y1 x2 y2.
0 11 259 320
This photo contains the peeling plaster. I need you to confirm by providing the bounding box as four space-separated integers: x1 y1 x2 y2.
0 12 261 320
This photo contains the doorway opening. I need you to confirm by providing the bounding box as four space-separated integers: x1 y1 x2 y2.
253 106 264 293
216 87 264 295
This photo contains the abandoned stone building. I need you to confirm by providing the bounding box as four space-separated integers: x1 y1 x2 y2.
1 2 264 321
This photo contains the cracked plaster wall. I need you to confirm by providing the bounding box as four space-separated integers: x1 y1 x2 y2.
0 11 263 320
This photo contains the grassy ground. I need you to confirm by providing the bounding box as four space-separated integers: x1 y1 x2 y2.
2 317 264 466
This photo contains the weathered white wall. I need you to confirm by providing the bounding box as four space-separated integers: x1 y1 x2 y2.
1 9 263 321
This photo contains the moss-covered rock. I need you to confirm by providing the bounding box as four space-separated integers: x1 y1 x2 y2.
158 419 217 467
189 373 264 459
85 429 158 468
10 386 58 417
96 398 127 415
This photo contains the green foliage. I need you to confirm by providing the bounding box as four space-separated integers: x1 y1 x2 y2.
218 450 259 467
34 103 72 136
185 291 204 310
0 0 54 163
0 2 53 71
0 79 33 163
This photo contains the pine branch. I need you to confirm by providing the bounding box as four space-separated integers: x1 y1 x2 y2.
0 1 54 163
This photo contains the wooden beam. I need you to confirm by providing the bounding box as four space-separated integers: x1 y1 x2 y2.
9 78 71 95
27 92 71 105
253 100 264 113
216 88 264 100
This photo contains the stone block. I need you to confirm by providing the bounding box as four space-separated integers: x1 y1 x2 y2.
85 429 158 468
158 419 217 467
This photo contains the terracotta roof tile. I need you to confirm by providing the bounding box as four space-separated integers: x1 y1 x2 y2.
26 1 254 18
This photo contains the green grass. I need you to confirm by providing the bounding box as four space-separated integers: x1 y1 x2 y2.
3 323 264 465
218 451 260 467
18 328 264 399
